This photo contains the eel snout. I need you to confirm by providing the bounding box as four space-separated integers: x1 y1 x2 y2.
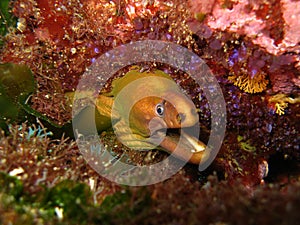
143 91 206 164
162 91 199 128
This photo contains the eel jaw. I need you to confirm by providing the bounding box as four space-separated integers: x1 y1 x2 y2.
154 128 206 164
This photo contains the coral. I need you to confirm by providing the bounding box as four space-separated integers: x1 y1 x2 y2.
188 0 300 97
228 70 268 93
267 93 300 115
274 102 288 115
269 68 298 94
224 42 270 93
188 0 300 56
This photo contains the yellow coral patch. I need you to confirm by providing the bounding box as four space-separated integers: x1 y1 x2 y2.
275 102 288 115
268 93 300 115
228 71 269 93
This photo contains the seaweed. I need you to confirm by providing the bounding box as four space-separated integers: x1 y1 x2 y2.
0 172 23 200
0 172 150 225
0 175 93 224
0 63 35 129
0 63 73 137
0 0 16 47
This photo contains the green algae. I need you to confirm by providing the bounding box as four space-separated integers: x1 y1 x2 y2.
0 174 150 225
0 63 70 135
0 63 36 129
237 135 256 153
0 0 16 47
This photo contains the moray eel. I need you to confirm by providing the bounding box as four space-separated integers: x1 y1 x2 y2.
70 68 206 164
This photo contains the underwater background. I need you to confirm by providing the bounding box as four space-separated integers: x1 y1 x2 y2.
0 0 299 224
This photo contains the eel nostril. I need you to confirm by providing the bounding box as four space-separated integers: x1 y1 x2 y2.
177 113 186 123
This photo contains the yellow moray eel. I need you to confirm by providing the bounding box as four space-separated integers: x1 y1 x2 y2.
69 68 206 164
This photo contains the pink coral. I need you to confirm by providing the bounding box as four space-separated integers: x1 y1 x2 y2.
189 0 300 55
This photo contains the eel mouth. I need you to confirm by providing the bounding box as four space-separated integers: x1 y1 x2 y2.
152 127 206 164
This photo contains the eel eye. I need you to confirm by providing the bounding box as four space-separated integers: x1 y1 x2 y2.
155 103 164 117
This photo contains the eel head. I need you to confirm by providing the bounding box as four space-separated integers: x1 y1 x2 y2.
114 81 207 164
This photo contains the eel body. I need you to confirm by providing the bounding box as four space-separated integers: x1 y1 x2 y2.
70 68 206 164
